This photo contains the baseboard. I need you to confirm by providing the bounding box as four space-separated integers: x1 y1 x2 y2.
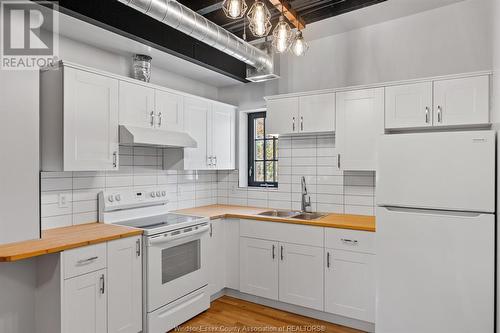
212 288 375 333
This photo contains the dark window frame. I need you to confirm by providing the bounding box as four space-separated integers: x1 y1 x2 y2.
248 112 278 188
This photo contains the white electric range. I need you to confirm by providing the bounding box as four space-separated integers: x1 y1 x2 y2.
98 188 210 333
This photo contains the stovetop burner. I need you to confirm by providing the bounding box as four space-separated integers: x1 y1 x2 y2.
115 213 208 236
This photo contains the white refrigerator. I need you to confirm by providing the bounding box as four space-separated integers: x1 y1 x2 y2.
376 130 495 333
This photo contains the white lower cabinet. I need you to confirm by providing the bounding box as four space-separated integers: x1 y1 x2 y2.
35 236 142 333
63 269 107 333
107 236 143 333
324 249 375 322
239 237 279 300
278 243 324 310
207 219 226 296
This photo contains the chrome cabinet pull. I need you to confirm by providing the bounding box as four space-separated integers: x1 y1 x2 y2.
77 256 98 264
99 274 105 294
157 112 162 127
150 111 155 127
437 105 442 123
292 117 295 132
272 245 276 259
425 107 430 123
209 223 213 237
341 238 358 246
337 154 341 169
112 151 118 168
280 245 284 261
300 116 304 131
327 252 331 268
136 239 141 257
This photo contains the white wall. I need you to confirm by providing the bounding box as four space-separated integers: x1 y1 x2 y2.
219 0 493 107
56 35 219 100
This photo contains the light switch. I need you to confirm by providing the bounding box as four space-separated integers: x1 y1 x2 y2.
58 193 69 208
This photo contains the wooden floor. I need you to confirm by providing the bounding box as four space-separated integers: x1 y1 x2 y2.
173 296 365 333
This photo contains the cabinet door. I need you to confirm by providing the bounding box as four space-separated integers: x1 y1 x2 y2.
119 81 155 128
212 104 235 170
224 219 240 290
433 75 490 126
336 88 384 171
155 90 184 131
278 243 324 311
325 249 375 322
207 220 226 296
266 98 299 135
63 269 107 333
240 237 279 300
184 97 211 170
385 82 433 129
298 93 335 133
64 67 119 171
107 236 142 333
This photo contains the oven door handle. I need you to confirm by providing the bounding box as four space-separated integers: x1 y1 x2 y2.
148 224 209 246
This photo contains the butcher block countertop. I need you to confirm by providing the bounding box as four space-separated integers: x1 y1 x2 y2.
175 205 376 232
0 223 143 262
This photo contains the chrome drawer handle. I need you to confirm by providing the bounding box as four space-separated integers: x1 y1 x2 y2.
77 256 98 264
341 239 358 246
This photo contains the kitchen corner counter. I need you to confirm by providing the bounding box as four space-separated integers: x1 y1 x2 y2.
174 205 376 232
0 223 143 262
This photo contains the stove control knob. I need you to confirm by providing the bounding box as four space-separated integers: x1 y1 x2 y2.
115 194 121 201
108 195 114 202
151 192 156 198
161 191 166 197
156 191 161 197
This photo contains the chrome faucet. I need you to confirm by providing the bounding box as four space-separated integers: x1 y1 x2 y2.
301 176 312 213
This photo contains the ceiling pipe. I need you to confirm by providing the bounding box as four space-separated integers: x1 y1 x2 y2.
116 0 274 74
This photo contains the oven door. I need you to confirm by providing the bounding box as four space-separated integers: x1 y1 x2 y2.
146 223 209 312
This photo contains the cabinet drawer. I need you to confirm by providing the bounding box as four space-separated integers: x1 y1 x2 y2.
240 219 323 247
63 243 107 279
325 228 375 254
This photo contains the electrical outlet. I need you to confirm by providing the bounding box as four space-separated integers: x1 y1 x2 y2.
58 194 69 208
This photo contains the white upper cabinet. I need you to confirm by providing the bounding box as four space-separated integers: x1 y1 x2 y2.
155 89 184 131
385 82 433 129
184 97 211 170
433 75 489 127
119 81 155 128
336 88 384 171
41 65 119 171
266 93 335 135
183 97 236 170
266 97 299 135
212 104 236 170
298 93 335 134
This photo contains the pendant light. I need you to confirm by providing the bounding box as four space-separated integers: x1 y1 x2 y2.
272 6 293 53
247 0 272 37
222 0 248 20
290 30 309 56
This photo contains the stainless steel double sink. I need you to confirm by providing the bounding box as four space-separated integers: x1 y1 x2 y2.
257 210 327 221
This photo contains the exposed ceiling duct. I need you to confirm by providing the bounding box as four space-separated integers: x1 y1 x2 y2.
116 0 278 82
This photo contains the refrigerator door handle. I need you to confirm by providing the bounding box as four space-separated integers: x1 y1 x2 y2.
383 206 484 218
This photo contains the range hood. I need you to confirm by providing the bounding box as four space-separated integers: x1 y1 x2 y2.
119 125 197 148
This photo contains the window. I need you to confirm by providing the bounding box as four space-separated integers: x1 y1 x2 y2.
248 112 278 188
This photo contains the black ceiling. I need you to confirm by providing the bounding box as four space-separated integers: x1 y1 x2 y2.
39 0 386 82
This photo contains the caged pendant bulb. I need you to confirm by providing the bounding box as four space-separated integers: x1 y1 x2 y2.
272 15 293 53
290 30 309 56
247 0 272 37
222 0 248 19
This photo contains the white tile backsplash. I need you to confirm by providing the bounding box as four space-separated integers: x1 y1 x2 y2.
217 134 376 216
40 146 218 230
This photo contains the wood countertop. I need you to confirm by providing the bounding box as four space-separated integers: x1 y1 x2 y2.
0 223 143 262
174 205 376 232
